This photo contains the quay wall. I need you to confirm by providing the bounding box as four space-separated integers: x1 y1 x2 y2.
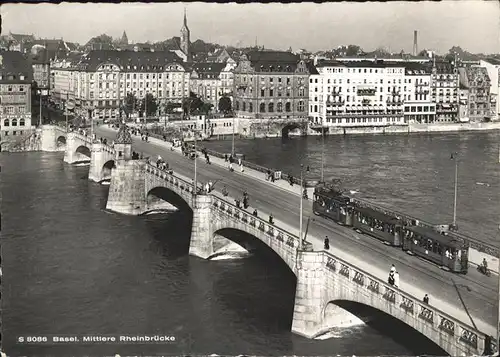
310 122 500 137
1 128 42 152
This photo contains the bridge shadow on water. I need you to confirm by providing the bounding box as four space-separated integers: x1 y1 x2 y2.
332 300 448 356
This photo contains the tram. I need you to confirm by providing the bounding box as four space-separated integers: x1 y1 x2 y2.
402 225 469 273
312 183 470 274
352 206 403 246
313 184 354 226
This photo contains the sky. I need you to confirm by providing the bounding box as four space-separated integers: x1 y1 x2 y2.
1 1 500 55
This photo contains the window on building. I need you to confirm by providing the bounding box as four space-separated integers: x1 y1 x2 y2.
277 102 283 112
270 89 274 96
261 89 265 97
3 119 9 127
249 103 253 112
284 102 291 112
260 103 266 112
268 102 274 112
12 119 17 127
286 78 291 85
20 118 26 126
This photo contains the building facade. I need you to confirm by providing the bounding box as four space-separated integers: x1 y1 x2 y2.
29 46 51 95
190 63 226 111
402 63 435 123
458 66 492 122
478 59 500 121
233 51 310 120
430 60 460 122
0 51 33 139
51 50 190 120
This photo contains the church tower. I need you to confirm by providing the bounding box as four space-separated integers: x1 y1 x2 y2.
120 31 129 46
180 8 191 61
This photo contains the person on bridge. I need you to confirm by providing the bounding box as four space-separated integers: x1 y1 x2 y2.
268 214 274 224
423 294 430 304
243 196 249 209
388 272 395 286
480 258 489 275
224 154 228 162
229 162 234 172
235 199 241 208
253 209 258 217
222 186 228 197
394 271 400 288
324 236 330 250
390 264 396 273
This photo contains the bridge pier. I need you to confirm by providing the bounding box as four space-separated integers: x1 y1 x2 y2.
189 195 217 259
291 252 365 338
106 159 147 215
88 142 108 183
291 252 329 338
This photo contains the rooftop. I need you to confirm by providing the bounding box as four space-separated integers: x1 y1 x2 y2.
0 50 34 84
75 50 184 72
242 50 303 72
192 62 226 79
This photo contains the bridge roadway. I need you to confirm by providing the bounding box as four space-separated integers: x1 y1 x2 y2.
95 126 497 337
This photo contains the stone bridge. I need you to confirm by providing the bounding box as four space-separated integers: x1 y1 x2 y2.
101 126 492 356
56 125 493 356
62 130 117 183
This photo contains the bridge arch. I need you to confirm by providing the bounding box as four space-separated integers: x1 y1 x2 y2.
101 160 115 182
75 145 91 158
281 123 305 138
145 186 192 214
211 227 297 275
322 299 448 356
56 135 66 148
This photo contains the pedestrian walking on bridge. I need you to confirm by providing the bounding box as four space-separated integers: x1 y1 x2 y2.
324 236 330 250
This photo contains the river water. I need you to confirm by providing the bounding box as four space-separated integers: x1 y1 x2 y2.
204 131 500 245
2 131 498 356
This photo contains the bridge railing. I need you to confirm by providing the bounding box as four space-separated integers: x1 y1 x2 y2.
211 195 302 250
144 162 303 251
322 250 493 354
145 163 197 195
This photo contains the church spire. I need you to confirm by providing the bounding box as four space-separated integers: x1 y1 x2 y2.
184 7 188 27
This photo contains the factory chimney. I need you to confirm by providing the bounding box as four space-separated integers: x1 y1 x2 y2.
413 30 418 56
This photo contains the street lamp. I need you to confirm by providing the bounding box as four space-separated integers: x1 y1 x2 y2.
231 116 235 157
65 92 69 132
320 126 325 183
299 164 310 248
38 89 42 127
450 152 459 230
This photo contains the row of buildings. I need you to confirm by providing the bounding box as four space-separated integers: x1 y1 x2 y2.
1 10 499 142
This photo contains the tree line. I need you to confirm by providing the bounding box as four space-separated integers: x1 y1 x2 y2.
121 91 233 120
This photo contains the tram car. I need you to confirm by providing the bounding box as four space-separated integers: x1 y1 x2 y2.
313 185 354 226
352 206 403 246
402 225 469 274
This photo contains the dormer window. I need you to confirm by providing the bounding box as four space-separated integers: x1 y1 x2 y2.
134 66 137 70
20 75 25 80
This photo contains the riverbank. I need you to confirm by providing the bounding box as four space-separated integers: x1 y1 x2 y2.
317 121 500 137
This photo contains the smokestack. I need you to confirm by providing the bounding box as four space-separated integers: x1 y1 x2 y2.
413 30 418 56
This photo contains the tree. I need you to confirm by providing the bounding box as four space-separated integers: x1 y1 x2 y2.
200 102 214 115
218 95 232 114
140 93 158 117
182 92 204 118
123 92 138 119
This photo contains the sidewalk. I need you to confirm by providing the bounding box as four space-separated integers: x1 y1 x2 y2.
149 158 494 337
139 131 315 200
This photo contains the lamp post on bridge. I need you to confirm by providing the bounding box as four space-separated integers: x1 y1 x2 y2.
299 164 310 249
38 89 43 127
450 152 459 230
321 126 325 183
